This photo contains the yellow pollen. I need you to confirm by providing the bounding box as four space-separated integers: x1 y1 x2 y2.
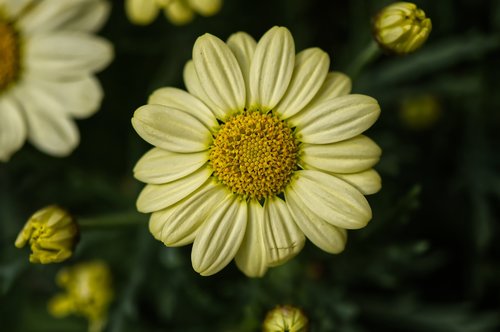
0 17 21 92
210 111 298 199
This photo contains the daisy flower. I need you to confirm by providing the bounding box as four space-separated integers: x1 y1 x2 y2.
0 0 113 161
132 26 382 277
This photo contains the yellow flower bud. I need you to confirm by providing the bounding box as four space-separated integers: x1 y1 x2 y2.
262 305 309 332
372 2 432 55
48 260 113 332
399 94 441 130
15 205 79 264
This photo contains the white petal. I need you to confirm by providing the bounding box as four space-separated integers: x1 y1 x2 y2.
136 166 212 213
274 48 329 119
249 26 295 111
235 199 268 277
286 191 347 254
188 0 222 16
293 94 381 144
334 169 382 195
125 0 159 25
263 196 305 266
2 0 34 18
183 60 226 119
306 72 352 107
148 87 218 131
17 0 110 33
134 147 208 184
13 84 79 157
227 32 257 108
0 96 26 161
192 196 247 276
132 104 212 153
149 178 229 246
299 135 382 173
287 170 372 229
193 33 246 118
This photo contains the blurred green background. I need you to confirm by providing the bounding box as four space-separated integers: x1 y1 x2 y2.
1 0 500 331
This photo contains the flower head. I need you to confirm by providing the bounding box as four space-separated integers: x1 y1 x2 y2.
263 305 309 332
126 0 222 26
48 260 113 332
132 26 381 277
0 0 113 161
15 205 79 264
372 2 431 55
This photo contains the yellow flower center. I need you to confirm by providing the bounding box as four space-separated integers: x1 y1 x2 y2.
0 16 20 92
210 111 298 200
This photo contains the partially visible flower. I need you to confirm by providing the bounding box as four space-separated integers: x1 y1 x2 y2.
48 260 113 332
263 305 309 332
399 94 441 130
15 205 78 264
126 0 222 26
372 2 431 55
0 0 113 161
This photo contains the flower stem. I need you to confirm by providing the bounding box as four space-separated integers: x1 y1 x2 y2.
346 40 381 78
78 211 146 229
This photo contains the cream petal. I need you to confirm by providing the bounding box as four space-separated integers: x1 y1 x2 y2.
249 26 295 111
306 72 352 106
286 191 347 254
287 170 372 229
293 94 381 144
149 178 229 246
164 0 194 25
0 96 26 162
192 196 247 276
134 147 209 184
148 87 218 131
131 104 212 153
188 0 222 16
274 48 329 119
263 196 305 266
125 0 160 25
227 32 257 108
25 33 113 79
17 0 110 33
333 169 382 195
136 166 212 213
3 0 34 18
183 60 227 119
299 135 382 174
235 199 268 277
13 84 79 157
192 33 246 117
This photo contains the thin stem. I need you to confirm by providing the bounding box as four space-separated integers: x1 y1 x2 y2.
78 211 146 229
346 40 381 79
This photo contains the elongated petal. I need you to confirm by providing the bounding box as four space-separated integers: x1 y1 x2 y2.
125 0 159 25
307 72 352 106
286 192 347 254
134 147 209 184
227 32 257 108
149 178 229 246
287 170 372 229
148 87 218 131
188 0 222 16
192 196 247 276
136 166 212 213
299 135 381 173
293 94 380 144
183 60 226 119
235 199 268 277
193 33 246 117
333 169 382 195
263 196 305 266
132 104 212 153
0 96 26 161
274 48 329 119
249 26 295 111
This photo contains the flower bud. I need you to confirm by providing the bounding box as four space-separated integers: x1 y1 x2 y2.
15 205 79 264
399 94 441 130
372 2 432 55
263 305 309 332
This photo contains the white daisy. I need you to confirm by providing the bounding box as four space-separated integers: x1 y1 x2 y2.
0 0 113 161
132 26 382 277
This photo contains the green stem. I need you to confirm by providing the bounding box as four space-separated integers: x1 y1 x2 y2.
78 211 146 229
346 40 381 78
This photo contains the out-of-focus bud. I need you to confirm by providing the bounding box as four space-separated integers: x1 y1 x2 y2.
372 2 432 55
263 305 309 332
15 205 79 264
399 94 441 130
48 260 113 332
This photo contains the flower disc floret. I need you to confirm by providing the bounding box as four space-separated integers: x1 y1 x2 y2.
210 111 297 199
0 17 20 92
